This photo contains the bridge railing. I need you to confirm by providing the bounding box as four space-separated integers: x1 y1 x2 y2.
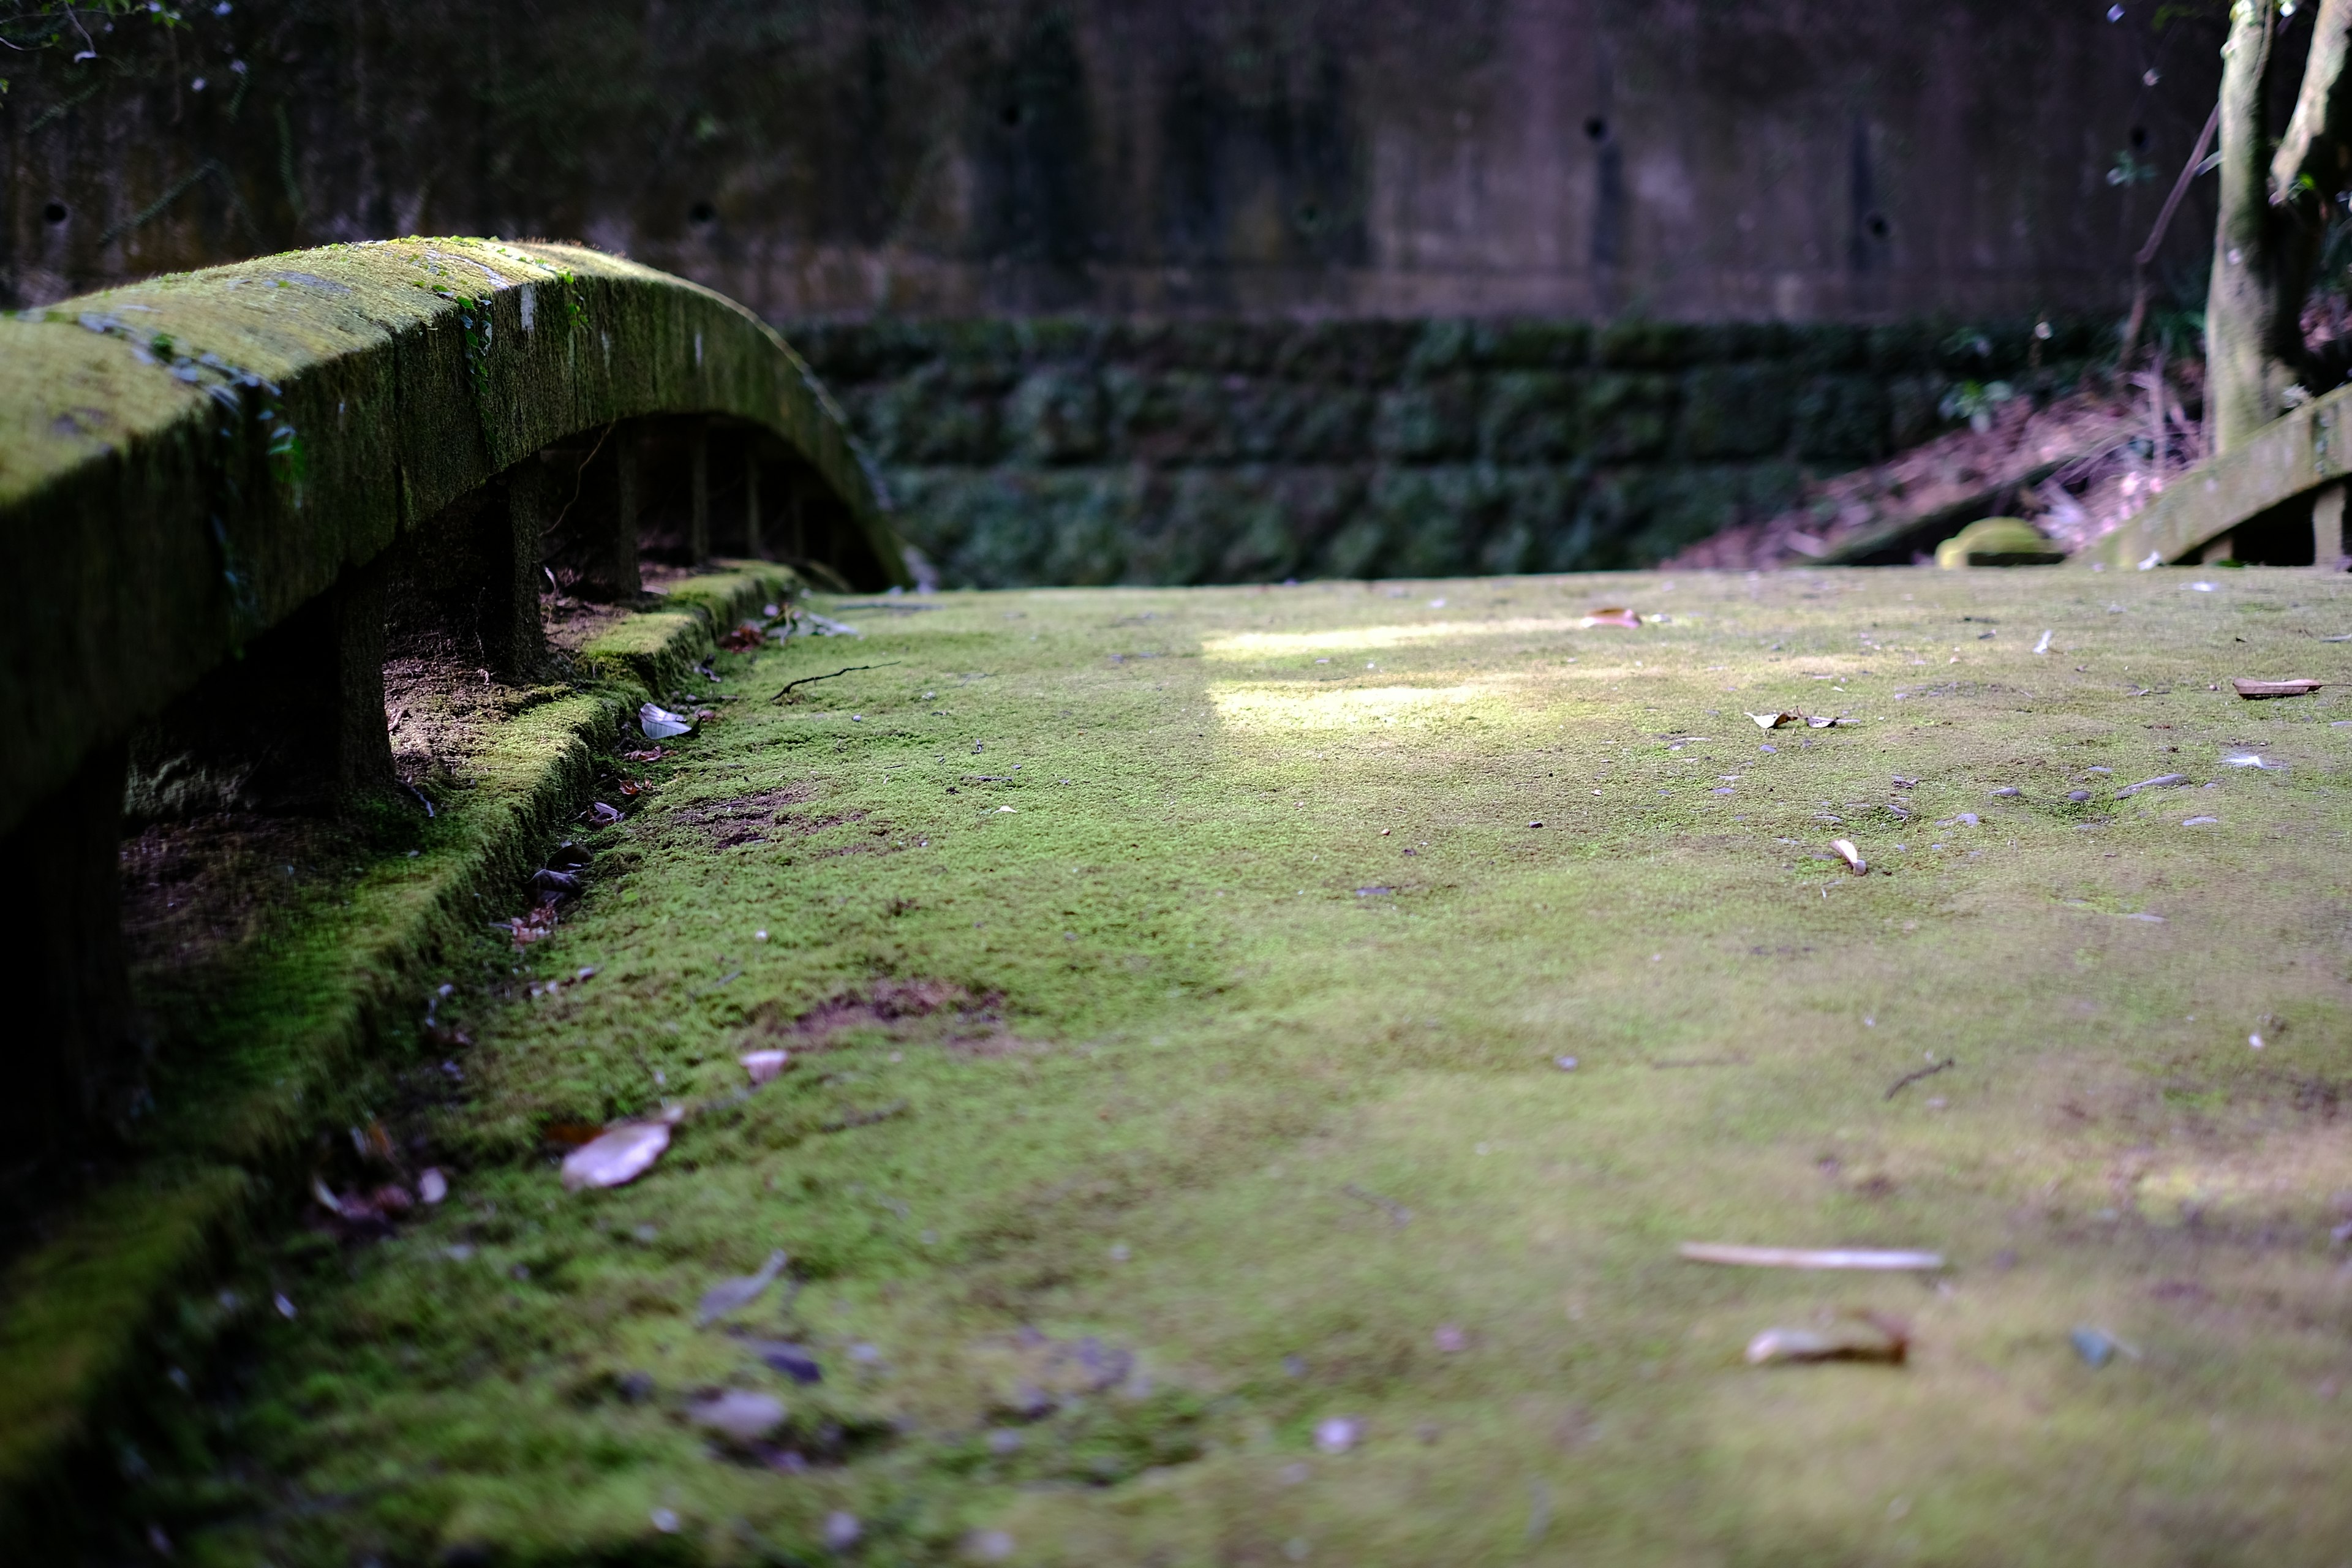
0 237 908 1163
2079 379 2352 570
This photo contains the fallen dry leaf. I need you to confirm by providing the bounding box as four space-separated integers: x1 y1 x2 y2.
699 1250 790 1326
560 1120 672 1191
2233 678 2326 699
1746 1311 1912 1366
1679 1243 1945 1271
639 702 694 739
1579 608 1642 629
510 900 560 946
741 1049 790 1085
1830 838 1867 875
621 747 669 763
1747 712 1849 729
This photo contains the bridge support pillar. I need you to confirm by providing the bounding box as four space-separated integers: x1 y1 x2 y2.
489 461 552 672
688 424 710 565
565 428 642 599
2315 481 2348 571
133 565 395 813
743 445 764 559
0 737 134 1163
387 465 548 677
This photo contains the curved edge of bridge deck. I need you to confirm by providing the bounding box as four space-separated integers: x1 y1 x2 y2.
2079 380 2352 571
0 236 909 827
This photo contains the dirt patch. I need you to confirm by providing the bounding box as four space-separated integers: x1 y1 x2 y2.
667 785 818 848
746 978 1030 1056
384 653 570 790
121 812 367 976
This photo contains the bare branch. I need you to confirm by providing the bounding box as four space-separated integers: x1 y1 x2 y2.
2272 0 2352 203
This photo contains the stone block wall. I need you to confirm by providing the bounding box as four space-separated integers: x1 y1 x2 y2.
793 316 2097 586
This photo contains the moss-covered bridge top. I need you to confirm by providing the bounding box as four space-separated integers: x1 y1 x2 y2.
0 238 907 831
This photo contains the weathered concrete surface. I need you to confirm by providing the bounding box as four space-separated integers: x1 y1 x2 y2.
0 238 905 839
2078 380 2352 570
2 2 2221 322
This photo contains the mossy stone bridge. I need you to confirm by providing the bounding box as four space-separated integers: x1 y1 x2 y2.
0 238 909 1167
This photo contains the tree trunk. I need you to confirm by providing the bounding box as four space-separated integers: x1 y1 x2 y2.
2208 2 2289 453
2209 0 2352 453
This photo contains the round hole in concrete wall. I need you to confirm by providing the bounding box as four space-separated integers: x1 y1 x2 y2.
1583 116 1609 142
43 200 69 224
1866 212 1891 239
2130 124 2149 149
688 200 717 225
1001 102 1023 129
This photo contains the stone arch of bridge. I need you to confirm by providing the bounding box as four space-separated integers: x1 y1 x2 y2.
0 238 908 1162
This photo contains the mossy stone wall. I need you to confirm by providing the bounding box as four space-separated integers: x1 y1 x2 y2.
796 315 2097 586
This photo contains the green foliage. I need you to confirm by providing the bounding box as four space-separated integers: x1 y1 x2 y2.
1937 378 2016 432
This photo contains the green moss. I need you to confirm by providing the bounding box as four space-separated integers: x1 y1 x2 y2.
0 566 794 1547
104 565 2352 1566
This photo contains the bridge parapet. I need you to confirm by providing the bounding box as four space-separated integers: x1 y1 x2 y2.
2079 380 2352 571
0 238 907 1161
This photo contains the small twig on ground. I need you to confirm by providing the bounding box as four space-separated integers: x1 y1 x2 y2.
1343 1182 1412 1227
769 662 899 704
1885 1056 1956 1101
1679 1243 1945 1271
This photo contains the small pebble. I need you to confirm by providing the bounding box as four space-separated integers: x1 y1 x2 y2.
1433 1324 1467 1352
650 1508 680 1534
1989 787 2020 797
823 1512 862 1551
2067 790 2092 802
1314 1416 1360 1454
1555 1055 1578 1071
1108 1243 1131 1262
969 1529 1015 1561
417 1168 448 1204
1279 1461 1311 1485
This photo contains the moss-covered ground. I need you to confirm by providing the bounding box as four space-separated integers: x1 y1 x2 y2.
125 567 2352 1566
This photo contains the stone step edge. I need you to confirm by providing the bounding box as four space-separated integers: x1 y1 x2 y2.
0 561 800 1547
